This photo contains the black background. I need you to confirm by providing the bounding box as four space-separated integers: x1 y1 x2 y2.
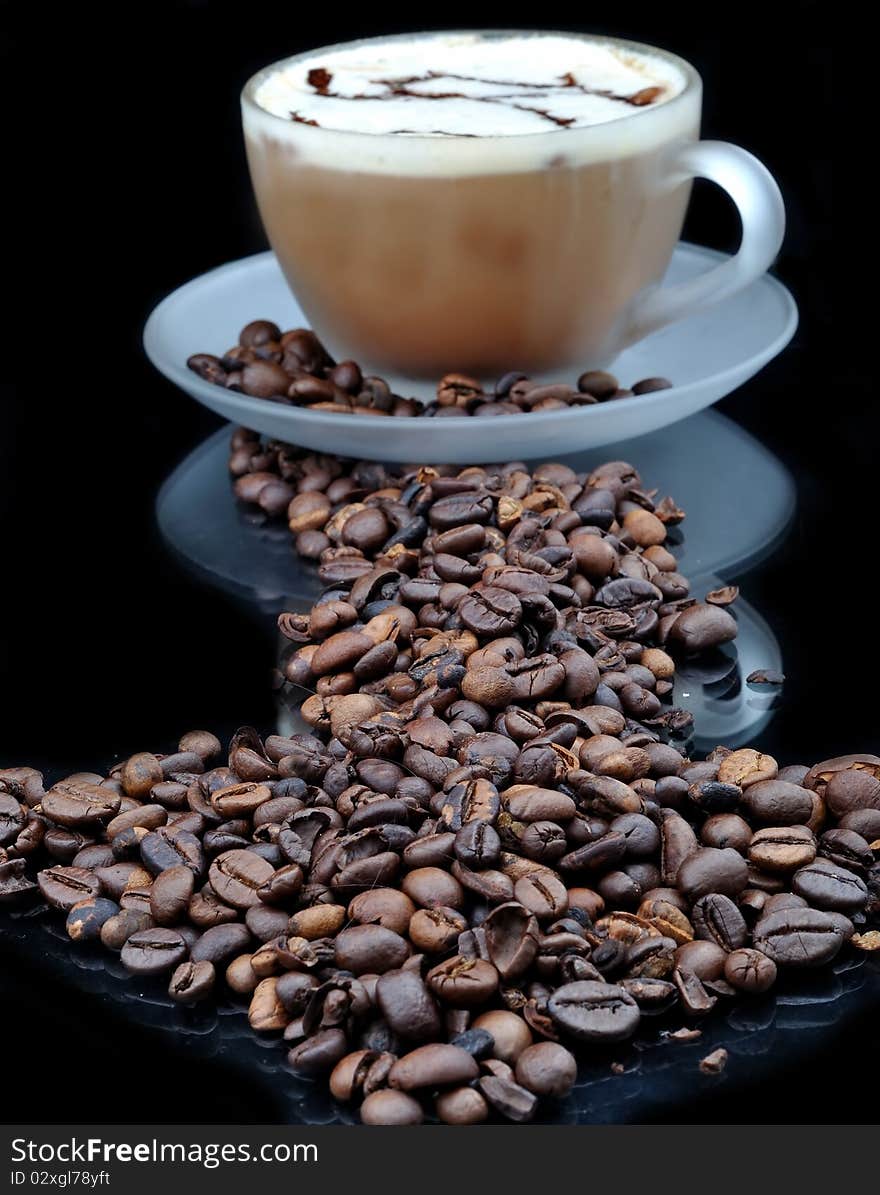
3 2 867 1124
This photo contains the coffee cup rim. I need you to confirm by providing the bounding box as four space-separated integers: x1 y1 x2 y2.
241 29 702 152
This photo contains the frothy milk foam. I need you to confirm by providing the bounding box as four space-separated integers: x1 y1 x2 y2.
246 33 694 174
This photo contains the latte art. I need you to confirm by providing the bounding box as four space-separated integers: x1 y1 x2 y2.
252 33 687 137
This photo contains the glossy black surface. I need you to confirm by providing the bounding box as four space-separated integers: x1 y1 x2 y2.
4 4 871 1124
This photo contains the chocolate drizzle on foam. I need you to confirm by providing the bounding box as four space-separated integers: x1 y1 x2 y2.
295 66 666 133
246 35 696 172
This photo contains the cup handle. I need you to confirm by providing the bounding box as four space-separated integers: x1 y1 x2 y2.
620 140 786 347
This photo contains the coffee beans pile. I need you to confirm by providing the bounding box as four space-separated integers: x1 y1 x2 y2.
188 321 672 416
2 735 879 1125
232 431 738 738
3 417 877 1122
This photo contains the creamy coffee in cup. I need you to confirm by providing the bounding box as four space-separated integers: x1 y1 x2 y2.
243 32 782 378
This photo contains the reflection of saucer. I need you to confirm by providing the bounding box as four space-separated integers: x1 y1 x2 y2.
273 573 783 752
157 409 794 611
671 578 783 751
144 244 797 463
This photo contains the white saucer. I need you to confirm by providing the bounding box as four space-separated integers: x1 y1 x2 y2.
144 243 797 463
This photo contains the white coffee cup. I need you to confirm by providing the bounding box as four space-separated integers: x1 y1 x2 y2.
242 30 785 378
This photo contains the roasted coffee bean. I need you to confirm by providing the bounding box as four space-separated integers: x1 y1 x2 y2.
37 866 101 912
150 865 195 925
454 820 501 868
376 969 442 1041
742 781 814 825
674 939 728 981
107 803 168 841
275 971 320 1015
190 922 251 965
753 907 848 967
226 954 260 995
409 906 467 953
243 902 288 941
717 749 777 789
288 1028 348 1074
819 829 874 873
748 826 816 873
289 904 346 940
141 826 204 876
427 956 499 1006
471 1010 533 1064
449 1028 494 1059
691 894 747 950
548 981 640 1042
459 586 522 636
169 959 216 1003
9 415 880 1132
504 783 573 822
638 897 693 945
723 948 777 993
429 493 495 530
402 867 464 910
479 1075 538 1122
121 928 188 975
764 892 808 915
688 781 742 813
822 765 880 816
620 977 677 1013
335 925 410 974
256 862 304 906
559 833 627 876
673 967 716 1015
514 1042 577 1097
516 820 568 863
514 872 568 920
700 814 753 851
100 909 154 951
791 859 869 912
840 808 880 839
66 897 119 942
485 903 540 979
435 1086 489 1125
676 848 749 902
208 849 274 909
389 1043 479 1091
348 887 415 935
668 604 737 652
42 782 121 828
179 730 222 760
360 1090 424 1125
